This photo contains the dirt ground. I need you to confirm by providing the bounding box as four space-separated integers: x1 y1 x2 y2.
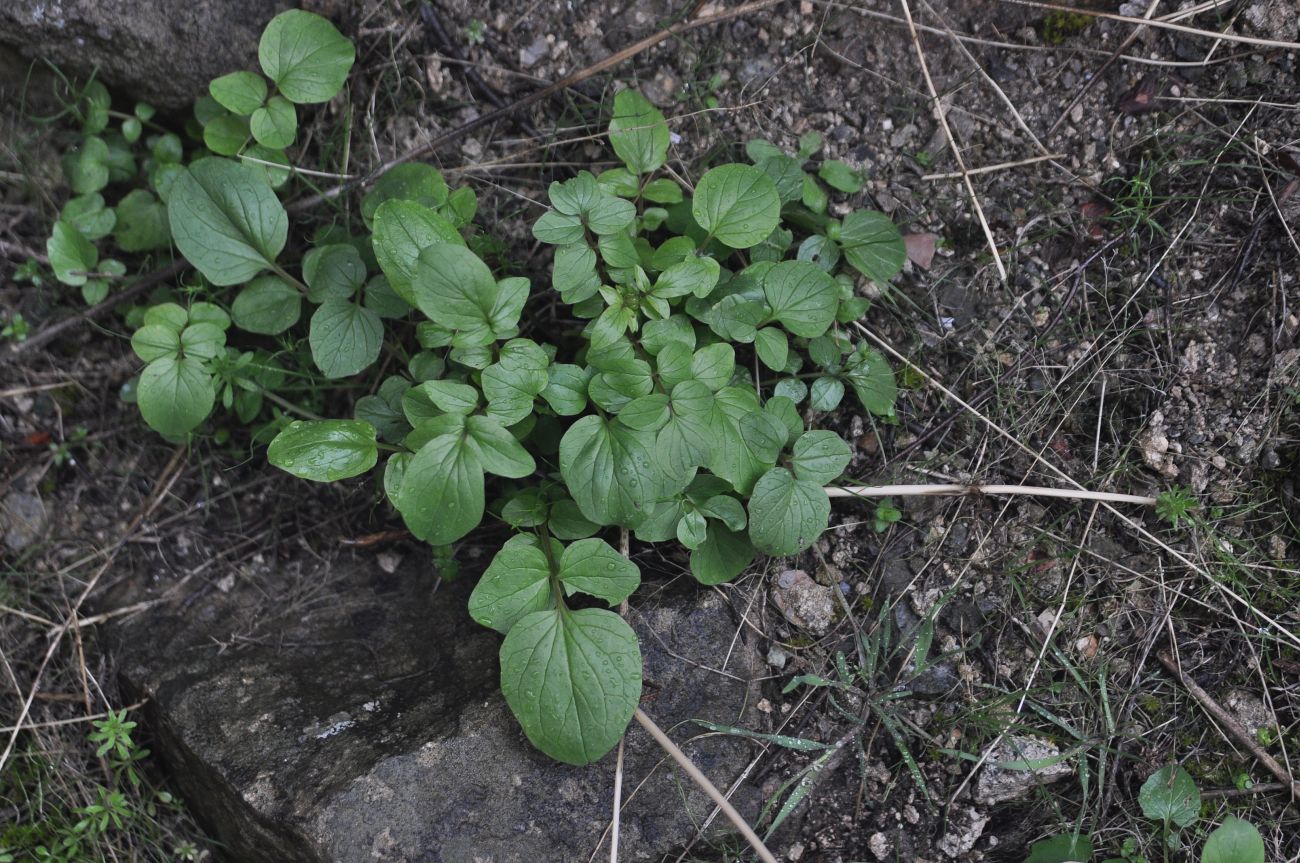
3 0 1300 860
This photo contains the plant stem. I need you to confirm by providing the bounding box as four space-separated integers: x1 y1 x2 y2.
260 389 323 421
825 483 1156 506
632 708 778 863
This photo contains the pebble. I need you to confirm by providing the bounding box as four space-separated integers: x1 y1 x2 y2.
2 489 47 552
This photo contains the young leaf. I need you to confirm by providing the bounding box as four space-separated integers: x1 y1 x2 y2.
690 522 755 585
642 178 683 203
692 164 781 249
309 299 382 378
469 537 555 634
267 420 378 481
608 89 670 175
763 260 839 338
60 193 115 240
755 327 789 371
250 95 297 149
499 608 641 765
371 200 464 303
560 414 662 528
393 427 484 545
1024 834 1093 863
1201 816 1265 863
652 256 719 299
748 467 830 556
303 243 366 302
131 325 180 362
844 346 897 416
818 159 863 193
232 275 301 335
542 364 592 416
691 343 736 392
203 114 250 156
47 221 98 287
809 376 844 412
840 210 906 283
209 71 267 115
618 394 671 432
656 380 714 481
413 379 478 415
64 136 110 194
677 510 708 549
465 415 536 478
168 158 287 286
361 163 449 227
1138 765 1200 828
137 357 214 437
549 499 601 540
558 538 640 605
258 9 356 104
552 242 600 303
113 190 170 252
413 244 506 342
532 210 585 245
791 430 852 484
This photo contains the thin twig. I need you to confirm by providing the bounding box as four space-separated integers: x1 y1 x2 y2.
633 708 779 863
1157 651 1300 800
898 0 1007 282
997 0 1300 50
826 483 1156 505
921 153 1066 181
610 737 625 863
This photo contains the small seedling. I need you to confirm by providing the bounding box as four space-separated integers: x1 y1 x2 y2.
873 498 902 532
464 18 486 45
2 313 28 342
1155 486 1197 528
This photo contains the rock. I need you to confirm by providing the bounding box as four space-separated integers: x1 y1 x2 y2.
771 569 836 634
0 0 288 109
1 489 47 551
976 735 1073 805
907 660 961 699
107 555 763 862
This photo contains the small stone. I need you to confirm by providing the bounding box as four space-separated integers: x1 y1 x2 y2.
376 552 401 574
869 832 892 860
767 645 791 670
519 35 549 68
770 569 836 635
2 489 47 551
976 735 1074 804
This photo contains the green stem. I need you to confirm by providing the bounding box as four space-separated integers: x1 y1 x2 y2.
268 262 310 297
261 389 322 421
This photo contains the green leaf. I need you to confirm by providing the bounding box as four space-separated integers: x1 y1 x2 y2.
189 302 231 330
1201 816 1265 863
692 164 781 249
131 324 180 362
755 327 788 371
763 260 839 338
774 377 808 403
60 193 115 240
677 510 708 549
415 379 478 415
560 414 661 528
501 490 548 528
656 380 714 481
168 158 287 286
355 377 410 442
466 415 535 477
250 95 297 149
113 189 170 252
840 210 906 283
818 159 863 193
258 9 356 104
844 346 897 416
542 364 591 416
499 608 641 765
558 538 639 604
361 163 448 228
748 467 830 556
791 430 851 484
372 200 464 303
652 256 720 299
309 299 382 378
414 244 519 343
641 315 695 355
691 343 735 392
138 357 214 437
532 209 585 245
608 89 669 174
704 386 775 494
655 342 693 391
809 376 844 411
303 243 366 302
393 426 484 545
144 303 188 331
482 339 549 425
756 155 804 204
469 537 554 633
47 221 98 287
363 274 411 319
1138 765 1200 828
765 395 803 446
618 394 671 432
698 495 747 531
267 420 378 481
209 71 267 115
548 172 637 236
691 522 755 585
745 139 784 162
232 275 301 335
552 243 600 303
64 137 110 194
549 499 601 540
203 114 250 155
180 323 226 359
1024 834 1093 863
801 173 828 214
642 178 683 203
798 131 822 158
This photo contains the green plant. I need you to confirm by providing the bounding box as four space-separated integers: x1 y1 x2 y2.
464 18 486 45
42 14 906 765
2 312 29 342
873 497 902 532
1155 486 1197 528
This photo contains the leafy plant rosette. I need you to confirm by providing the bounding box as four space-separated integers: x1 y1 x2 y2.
48 12 906 765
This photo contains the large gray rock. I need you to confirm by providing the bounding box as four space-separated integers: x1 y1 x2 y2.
0 0 288 108
108 552 763 862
